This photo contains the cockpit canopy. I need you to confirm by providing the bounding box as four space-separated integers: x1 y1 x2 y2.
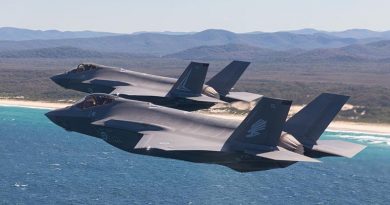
70 63 99 73
75 94 116 109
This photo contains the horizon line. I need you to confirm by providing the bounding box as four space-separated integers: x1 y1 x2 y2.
1 26 390 35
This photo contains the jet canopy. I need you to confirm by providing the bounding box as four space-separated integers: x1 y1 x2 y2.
70 63 99 73
75 94 116 109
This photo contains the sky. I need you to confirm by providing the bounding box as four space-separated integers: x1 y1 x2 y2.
0 0 389 33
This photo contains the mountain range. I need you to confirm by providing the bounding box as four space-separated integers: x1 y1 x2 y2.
0 27 119 41
1 27 390 62
2 27 390 41
166 40 390 62
0 28 382 55
0 46 147 59
287 28 390 39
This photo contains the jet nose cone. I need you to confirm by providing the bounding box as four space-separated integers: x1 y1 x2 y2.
45 110 59 124
45 110 70 130
51 74 69 88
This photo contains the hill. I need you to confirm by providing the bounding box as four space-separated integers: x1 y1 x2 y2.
0 47 146 58
339 40 390 59
0 29 368 55
167 40 390 62
164 44 293 61
0 27 119 41
327 29 390 39
287 28 390 39
294 40 390 62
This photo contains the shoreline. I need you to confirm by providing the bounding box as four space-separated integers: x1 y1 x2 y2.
1 99 389 135
0 99 72 110
201 112 390 136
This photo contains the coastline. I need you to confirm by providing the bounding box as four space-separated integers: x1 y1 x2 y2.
204 112 390 135
0 99 71 110
1 99 389 135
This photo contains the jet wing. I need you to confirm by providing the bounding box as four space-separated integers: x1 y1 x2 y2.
112 86 225 103
255 148 321 162
92 118 168 132
92 118 224 151
110 86 166 97
82 79 130 87
312 140 366 158
93 118 320 161
135 131 224 151
225 92 262 102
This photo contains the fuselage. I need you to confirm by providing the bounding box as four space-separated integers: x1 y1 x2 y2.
46 96 294 172
53 65 177 93
51 64 220 111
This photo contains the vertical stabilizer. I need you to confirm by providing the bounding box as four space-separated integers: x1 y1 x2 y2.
206 61 250 96
227 97 292 147
284 93 349 147
167 62 209 97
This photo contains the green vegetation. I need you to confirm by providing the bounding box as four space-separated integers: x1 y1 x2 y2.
0 57 389 123
1 28 390 123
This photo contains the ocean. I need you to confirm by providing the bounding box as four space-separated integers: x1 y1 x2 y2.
1 106 390 204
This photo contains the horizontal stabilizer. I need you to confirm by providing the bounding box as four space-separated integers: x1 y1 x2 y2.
225 92 262 102
256 148 320 162
312 140 366 158
186 95 225 103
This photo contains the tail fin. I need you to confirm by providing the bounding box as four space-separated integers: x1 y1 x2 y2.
206 61 250 96
228 97 292 147
167 62 209 97
284 93 349 147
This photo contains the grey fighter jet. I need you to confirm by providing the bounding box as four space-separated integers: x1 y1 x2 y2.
46 93 365 172
50 61 261 111
45 93 365 172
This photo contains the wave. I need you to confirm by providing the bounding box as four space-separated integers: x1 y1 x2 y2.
330 133 390 146
326 129 390 136
0 104 53 110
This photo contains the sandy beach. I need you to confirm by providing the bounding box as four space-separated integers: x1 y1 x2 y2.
1 99 389 135
201 104 390 135
202 112 390 135
0 99 71 110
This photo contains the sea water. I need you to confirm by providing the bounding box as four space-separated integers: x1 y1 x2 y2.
1 106 389 204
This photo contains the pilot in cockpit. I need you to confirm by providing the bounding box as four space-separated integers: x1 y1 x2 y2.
71 64 98 73
76 64 85 72
76 94 115 109
83 95 97 108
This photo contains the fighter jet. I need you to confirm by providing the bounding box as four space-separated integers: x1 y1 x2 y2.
46 93 365 172
50 61 262 111
45 93 365 172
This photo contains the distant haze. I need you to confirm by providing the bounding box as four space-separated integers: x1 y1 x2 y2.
1 27 390 64
1 0 390 33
